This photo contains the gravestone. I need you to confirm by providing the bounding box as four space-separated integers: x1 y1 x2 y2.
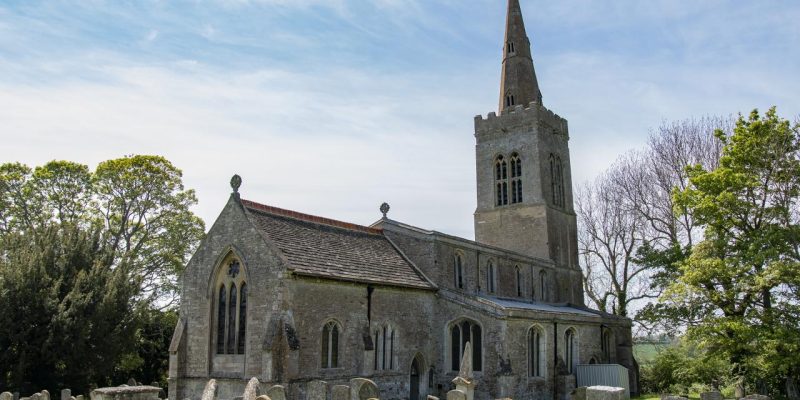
426 397 439 400
255 396 271 400
127 380 137 387
75 396 84 400
331 386 349 400
41 390 50 400
266 386 285 400
13 393 19 400
701 392 723 400
446 390 466 400
2 392 13 400
30 393 41 400
586 386 625 400
243 378 260 400
61 390 71 400
201 379 217 400
307 381 327 400
349 378 379 400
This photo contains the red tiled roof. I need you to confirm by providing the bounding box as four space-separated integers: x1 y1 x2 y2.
241 199 434 290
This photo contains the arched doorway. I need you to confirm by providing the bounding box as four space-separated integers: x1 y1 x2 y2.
410 355 423 400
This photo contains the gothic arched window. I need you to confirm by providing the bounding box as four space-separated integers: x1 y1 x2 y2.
322 321 341 368
374 324 396 370
549 154 565 207
214 258 247 355
495 155 508 206
515 266 523 297
528 326 544 377
601 328 612 362
450 320 482 372
565 328 577 374
487 261 497 294
510 153 523 204
454 253 464 289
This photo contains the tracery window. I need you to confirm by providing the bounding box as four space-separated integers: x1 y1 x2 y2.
454 253 464 289
321 321 341 368
495 155 508 206
565 328 577 374
528 326 544 377
510 153 523 204
487 261 497 294
549 154 565 207
214 258 247 355
374 324 396 370
515 266 523 297
449 320 482 372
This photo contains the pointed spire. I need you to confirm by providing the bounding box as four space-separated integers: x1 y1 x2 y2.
499 0 542 113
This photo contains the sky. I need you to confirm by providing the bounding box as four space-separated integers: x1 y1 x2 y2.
1 0 799 239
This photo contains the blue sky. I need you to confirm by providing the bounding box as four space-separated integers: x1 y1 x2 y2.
1 0 799 238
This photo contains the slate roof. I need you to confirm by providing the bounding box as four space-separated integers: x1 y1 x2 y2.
241 199 435 290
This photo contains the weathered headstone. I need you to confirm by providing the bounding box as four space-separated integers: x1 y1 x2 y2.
307 381 327 400
30 393 41 400
701 392 723 400
1 392 13 400
332 386 349 400
349 378 379 400
13 393 19 400
446 390 466 400
61 389 72 400
40 390 50 400
266 386 285 400
586 386 625 400
127 379 137 387
201 379 218 400
243 377 260 400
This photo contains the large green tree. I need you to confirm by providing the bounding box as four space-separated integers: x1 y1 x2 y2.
654 108 800 397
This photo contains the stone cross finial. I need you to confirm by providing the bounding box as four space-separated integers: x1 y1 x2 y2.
231 174 242 193
380 203 390 218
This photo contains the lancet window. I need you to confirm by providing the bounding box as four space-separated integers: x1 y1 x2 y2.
321 321 341 368
549 154 565 207
214 258 247 355
510 153 523 204
454 253 464 289
495 155 508 206
528 326 544 377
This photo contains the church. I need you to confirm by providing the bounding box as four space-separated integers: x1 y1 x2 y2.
167 1 637 400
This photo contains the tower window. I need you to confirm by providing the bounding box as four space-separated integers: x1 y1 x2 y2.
495 155 509 206
505 95 516 107
549 154 565 207
487 261 496 294
214 258 247 355
454 253 464 289
507 42 516 54
510 153 523 204
515 266 523 297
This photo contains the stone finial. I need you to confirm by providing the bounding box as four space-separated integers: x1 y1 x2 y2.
201 379 218 400
380 203 390 218
231 174 242 193
458 342 473 380
243 377 260 400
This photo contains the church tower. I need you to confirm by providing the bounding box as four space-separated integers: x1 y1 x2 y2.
474 0 584 304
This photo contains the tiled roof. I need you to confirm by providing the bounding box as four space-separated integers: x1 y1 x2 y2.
241 199 435 290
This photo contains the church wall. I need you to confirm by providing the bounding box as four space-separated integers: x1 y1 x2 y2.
171 196 290 400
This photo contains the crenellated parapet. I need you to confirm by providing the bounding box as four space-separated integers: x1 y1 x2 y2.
474 101 569 139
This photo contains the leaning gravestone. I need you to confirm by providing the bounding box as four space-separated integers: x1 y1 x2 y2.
201 379 217 400
349 378 379 400
700 392 722 400
332 386 349 400
243 378 260 400
307 381 327 400
266 386 285 400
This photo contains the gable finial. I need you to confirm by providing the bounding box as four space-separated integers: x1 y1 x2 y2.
380 202 390 218
230 174 242 193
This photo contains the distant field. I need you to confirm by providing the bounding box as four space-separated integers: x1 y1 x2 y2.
633 342 669 364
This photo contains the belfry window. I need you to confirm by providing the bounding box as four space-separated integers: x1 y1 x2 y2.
507 42 516 54
449 320 482 372
214 258 247 355
549 154 565 207
510 153 523 204
495 155 508 206
454 253 464 289
505 95 516 107
322 321 341 368
528 326 544 377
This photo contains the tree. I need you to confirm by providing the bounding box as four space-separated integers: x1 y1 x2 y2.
0 223 139 395
656 107 800 397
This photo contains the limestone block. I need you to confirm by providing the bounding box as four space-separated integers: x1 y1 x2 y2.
307 381 327 400
700 392 722 400
349 378 378 400
446 390 466 400
61 390 71 400
332 386 349 400
2 392 13 400
201 379 217 400
570 387 587 400
586 386 625 400
243 378 260 400
266 386 285 400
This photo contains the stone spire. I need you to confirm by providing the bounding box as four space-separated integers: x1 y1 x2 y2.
498 0 542 113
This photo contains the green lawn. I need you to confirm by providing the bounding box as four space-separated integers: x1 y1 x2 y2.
633 342 669 364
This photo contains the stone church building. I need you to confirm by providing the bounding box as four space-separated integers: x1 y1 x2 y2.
168 1 637 399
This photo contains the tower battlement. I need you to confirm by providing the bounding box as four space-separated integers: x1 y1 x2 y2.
474 101 569 137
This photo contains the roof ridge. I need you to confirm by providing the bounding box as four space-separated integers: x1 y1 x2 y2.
241 199 383 235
